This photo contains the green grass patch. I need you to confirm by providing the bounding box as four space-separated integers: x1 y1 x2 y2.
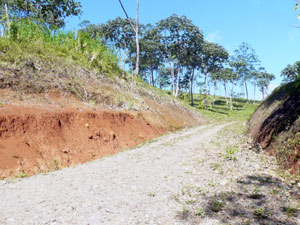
181 93 258 122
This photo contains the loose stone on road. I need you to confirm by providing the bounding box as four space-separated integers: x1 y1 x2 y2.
0 122 299 224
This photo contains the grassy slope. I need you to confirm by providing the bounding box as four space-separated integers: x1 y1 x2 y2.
0 21 205 132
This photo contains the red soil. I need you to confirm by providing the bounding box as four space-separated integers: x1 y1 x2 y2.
0 105 166 178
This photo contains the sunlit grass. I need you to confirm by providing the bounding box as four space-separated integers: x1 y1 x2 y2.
181 93 259 122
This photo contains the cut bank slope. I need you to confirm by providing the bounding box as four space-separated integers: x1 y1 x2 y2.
0 27 204 178
248 79 300 174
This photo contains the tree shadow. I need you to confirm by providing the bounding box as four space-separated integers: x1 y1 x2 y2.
208 108 229 116
177 174 300 224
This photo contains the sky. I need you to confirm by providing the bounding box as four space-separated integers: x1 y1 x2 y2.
65 0 300 100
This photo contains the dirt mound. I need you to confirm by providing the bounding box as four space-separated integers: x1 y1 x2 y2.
248 80 300 174
0 105 165 178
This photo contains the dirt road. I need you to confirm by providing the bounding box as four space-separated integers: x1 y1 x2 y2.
0 122 299 224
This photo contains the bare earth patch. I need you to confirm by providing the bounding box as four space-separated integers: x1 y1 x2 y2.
0 122 299 224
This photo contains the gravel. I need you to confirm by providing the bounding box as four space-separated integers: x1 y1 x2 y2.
0 122 299 225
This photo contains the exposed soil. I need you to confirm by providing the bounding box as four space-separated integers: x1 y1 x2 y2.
0 104 168 178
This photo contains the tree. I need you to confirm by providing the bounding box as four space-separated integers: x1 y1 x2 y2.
251 66 265 103
139 25 164 86
281 61 300 83
257 72 275 99
0 0 82 29
227 68 240 110
86 17 136 70
157 14 200 97
181 23 204 105
231 42 259 103
157 67 171 89
200 41 229 108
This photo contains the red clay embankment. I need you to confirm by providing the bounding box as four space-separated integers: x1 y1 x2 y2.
0 105 168 178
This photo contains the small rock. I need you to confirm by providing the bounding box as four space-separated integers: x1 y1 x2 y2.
220 180 228 186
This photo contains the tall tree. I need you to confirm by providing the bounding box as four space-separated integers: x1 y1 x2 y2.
157 14 199 97
85 17 135 70
200 41 229 108
139 25 164 86
231 42 259 103
225 67 240 110
251 66 265 103
181 24 204 105
157 66 171 89
0 0 82 29
257 72 275 99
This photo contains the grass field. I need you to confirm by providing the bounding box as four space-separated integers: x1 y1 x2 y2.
181 93 259 123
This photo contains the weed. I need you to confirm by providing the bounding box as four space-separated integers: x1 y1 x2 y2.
285 207 298 217
196 187 202 192
147 192 156 197
208 181 215 187
53 159 59 171
180 208 190 219
194 208 206 217
224 146 239 161
181 188 186 195
17 173 28 178
185 199 196 205
211 200 224 212
254 206 267 218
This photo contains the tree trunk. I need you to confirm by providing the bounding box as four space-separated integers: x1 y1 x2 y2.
244 80 249 103
204 72 208 109
213 81 217 107
151 68 155 86
175 66 181 98
230 83 234 110
135 0 140 76
168 60 175 96
224 81 228 105
190 69 195 106
253 84 256 103
123 49 127 70
262 88 265 100
4 1 10 37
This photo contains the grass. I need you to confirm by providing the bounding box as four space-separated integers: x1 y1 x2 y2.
211 200 224 212
0 19 126 104
180 93 258 123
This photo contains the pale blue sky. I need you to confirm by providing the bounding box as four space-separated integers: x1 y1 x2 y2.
66 0 300 99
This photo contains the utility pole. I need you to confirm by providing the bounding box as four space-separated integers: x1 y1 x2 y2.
135 0 140 76
118 0 140 76
4 0 11 37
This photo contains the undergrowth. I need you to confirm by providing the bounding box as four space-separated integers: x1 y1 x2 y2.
0 19 125 103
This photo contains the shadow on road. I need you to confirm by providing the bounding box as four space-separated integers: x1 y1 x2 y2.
177 174 300 225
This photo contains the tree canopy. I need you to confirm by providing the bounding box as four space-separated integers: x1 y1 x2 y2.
0 0 82 29
281 61 300 83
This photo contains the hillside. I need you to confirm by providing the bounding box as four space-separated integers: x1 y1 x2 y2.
248 79 300 174
0 24 204 178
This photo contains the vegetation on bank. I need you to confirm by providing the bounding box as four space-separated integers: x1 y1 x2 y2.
248 78 300 173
